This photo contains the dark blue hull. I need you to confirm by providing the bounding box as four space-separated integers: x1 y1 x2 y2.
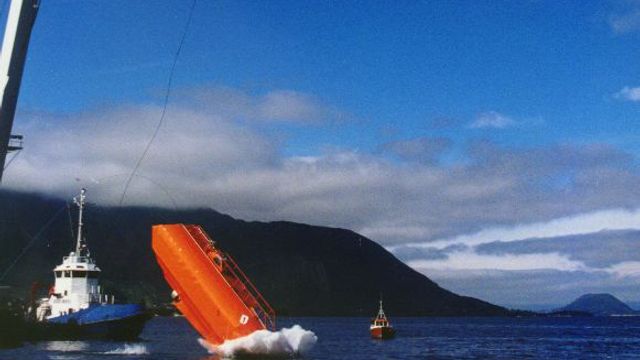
29 304 150 341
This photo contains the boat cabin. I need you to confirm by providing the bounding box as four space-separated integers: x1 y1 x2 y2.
373 316 389 327
45 251 108 318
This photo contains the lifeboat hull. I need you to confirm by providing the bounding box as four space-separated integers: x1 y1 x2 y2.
370 326 395 339
152 224 273 345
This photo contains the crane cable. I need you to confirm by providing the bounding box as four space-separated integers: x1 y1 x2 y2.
118 0 197 206
0 204 67 282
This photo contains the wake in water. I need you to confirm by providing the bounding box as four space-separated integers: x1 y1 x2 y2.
103 343 149 355
44 341 89 353
198 325 317 359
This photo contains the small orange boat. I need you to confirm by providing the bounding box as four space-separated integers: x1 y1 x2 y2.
152 224 275 345
370 300 395 339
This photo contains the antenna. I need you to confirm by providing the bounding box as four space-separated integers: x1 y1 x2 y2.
73 188 86 254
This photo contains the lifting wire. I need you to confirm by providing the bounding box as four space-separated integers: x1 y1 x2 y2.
0 204 67 282
118 0 197 206
95 173 178 210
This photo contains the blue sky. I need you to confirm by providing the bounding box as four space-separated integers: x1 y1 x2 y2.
15 0 640 154
4 0 640 308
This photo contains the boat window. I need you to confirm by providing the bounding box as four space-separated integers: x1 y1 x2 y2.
87 271 98 279
55 271 62 278
72 271 87 278
63 271 71 278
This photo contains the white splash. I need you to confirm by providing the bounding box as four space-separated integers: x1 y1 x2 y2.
103 343 149 355
199 325 317 358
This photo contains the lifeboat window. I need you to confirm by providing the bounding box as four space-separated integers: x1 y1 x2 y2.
55 271 62 278
72 271 87 278
63 271 71 278
213 256 222 266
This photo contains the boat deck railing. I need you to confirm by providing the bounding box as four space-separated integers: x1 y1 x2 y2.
184 225 276 331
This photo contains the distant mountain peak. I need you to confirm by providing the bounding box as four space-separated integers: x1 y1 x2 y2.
560 293 636 316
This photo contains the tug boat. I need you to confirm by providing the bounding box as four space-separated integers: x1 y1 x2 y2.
29 189 149 340
152 224 276 345
370 300 395 339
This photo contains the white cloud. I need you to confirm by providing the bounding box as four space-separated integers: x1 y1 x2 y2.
610 9 640 34
468 111 516 129
408 250 586 272
5 105 276 206
606 261 640 278
183 87 335 124
397 208 640 250
257 90 324 122
614 86 640 102
380 137 451 164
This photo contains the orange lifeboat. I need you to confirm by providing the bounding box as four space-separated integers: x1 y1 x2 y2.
152 224 275 345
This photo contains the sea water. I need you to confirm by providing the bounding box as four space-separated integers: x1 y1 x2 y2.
2 316 640 359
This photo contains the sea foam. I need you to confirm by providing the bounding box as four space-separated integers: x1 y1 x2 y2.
198 325 317 358
103 343 149 355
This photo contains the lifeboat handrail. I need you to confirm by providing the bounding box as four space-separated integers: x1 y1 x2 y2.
222 251 276 331
184 225 276 331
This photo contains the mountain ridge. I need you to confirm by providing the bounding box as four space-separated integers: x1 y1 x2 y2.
0 189 509 316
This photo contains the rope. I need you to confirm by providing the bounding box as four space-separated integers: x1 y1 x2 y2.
0 204 67 282
118 0 197 206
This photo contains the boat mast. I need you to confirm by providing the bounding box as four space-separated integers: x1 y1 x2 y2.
376 296 389 322
73 188 86 254
0 0 39 183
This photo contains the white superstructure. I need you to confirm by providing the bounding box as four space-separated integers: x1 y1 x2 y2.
36 189 115 321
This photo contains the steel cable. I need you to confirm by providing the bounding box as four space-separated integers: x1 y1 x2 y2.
118 0 197 206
